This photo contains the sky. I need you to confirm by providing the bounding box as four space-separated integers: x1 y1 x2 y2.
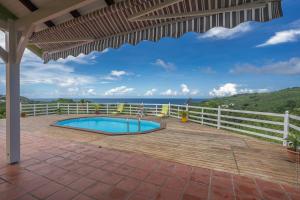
0 0 300 99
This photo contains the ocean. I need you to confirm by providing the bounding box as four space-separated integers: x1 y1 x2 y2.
34 98 206 105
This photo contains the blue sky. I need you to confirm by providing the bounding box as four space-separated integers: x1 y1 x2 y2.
1 0 300 99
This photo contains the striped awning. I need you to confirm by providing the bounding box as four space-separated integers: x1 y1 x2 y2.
29 0 283 63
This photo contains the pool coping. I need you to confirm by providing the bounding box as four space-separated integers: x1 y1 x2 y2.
51 115 166 136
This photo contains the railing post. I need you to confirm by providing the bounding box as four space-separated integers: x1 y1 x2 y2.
33 104 36 116
283 111 289 146
130 104 132 115
217 106 221 129
168 102 171 117
46 104 48 115
20 102 22 114
155 105 158 115
201 108 204 125
106 104 108 115
67 104 70 115
186 104 189 120
86 102 89 114
76 103 79 115
177 106 179 118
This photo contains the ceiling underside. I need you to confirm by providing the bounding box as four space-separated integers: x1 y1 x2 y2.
1 0 283 62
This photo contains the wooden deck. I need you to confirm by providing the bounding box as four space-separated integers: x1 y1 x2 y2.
0 114 298 186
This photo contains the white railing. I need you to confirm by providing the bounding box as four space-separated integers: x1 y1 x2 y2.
20 102 300 144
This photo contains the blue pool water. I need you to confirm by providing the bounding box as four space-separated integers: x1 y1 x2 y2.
55 117 161 134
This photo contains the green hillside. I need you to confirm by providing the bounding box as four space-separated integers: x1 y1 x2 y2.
196 87 300 115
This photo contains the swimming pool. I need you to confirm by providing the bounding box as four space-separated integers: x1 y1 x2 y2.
54 117 163 135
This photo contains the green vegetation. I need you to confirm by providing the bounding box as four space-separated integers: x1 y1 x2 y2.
195 87 300 115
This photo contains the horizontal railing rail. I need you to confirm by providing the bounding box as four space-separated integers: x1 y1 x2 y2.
20 102 300 144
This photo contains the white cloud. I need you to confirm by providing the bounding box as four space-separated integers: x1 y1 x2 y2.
154 59 175 71
209 83 268 97
180 84 190 94
257 29 300 47
87 88 96 95
161 89 178 96
230 57 300 75
198 22 252 40
209 83 238 97
190 90 199 96
103 70 129 80
104 86 134 96
144 88 157 96
57 53 98 64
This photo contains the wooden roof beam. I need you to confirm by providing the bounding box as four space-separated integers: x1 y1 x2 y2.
15 0 97 31
131 0 273 21
0 18 7 31
19 0 55 28
30 36 95 44
105 0 115 6
128 0 183 21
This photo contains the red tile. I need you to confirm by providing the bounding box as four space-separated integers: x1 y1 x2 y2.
72 194 94 200
128 193 149 200
156 187 182 200
128 168 151 180
83 182 112 199
116 177 140 192
74 166 95 176
101 172 124 185
182 193 205 200
210 187 235 200
101 162 121 172
145 172 168 186
68 177 96 192
0 186 28 200
114 165 135 176
191 167 211 185
15 194 38 200
134 182 160 198
87 169 108 181
106 188 129 200
46 188 78 200
184 181 208 199
30 182 64 199
55 172 81 186
88 160 108 168
163 176 188 190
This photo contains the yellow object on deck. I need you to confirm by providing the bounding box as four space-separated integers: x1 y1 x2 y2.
112 103 124 114
157 104 169 117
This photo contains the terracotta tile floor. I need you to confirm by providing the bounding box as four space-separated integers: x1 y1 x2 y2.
0 115 300 199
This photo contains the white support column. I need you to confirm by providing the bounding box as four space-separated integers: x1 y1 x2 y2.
46 104 49 115
283 111 289 146
201 108 204 125
168 102 171 117
217 106 221 129
86 102 89 114
6 20 21 164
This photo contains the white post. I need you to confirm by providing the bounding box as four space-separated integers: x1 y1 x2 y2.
217 106 221 129
67 104 70 115
33 104 36 116
106 104 108 115
86 102 89 114
130 104 132 115
168 102 171 117
76 103 79 114
283 111 289 146
46 104 49 115
201 108 204 125
6 20 20 164
155 105 158 115
186 104 189 120
177 106 179 118
20 102 22 114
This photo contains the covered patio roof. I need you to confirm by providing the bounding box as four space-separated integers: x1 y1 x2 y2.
0 0 283 164
1 0 282 63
